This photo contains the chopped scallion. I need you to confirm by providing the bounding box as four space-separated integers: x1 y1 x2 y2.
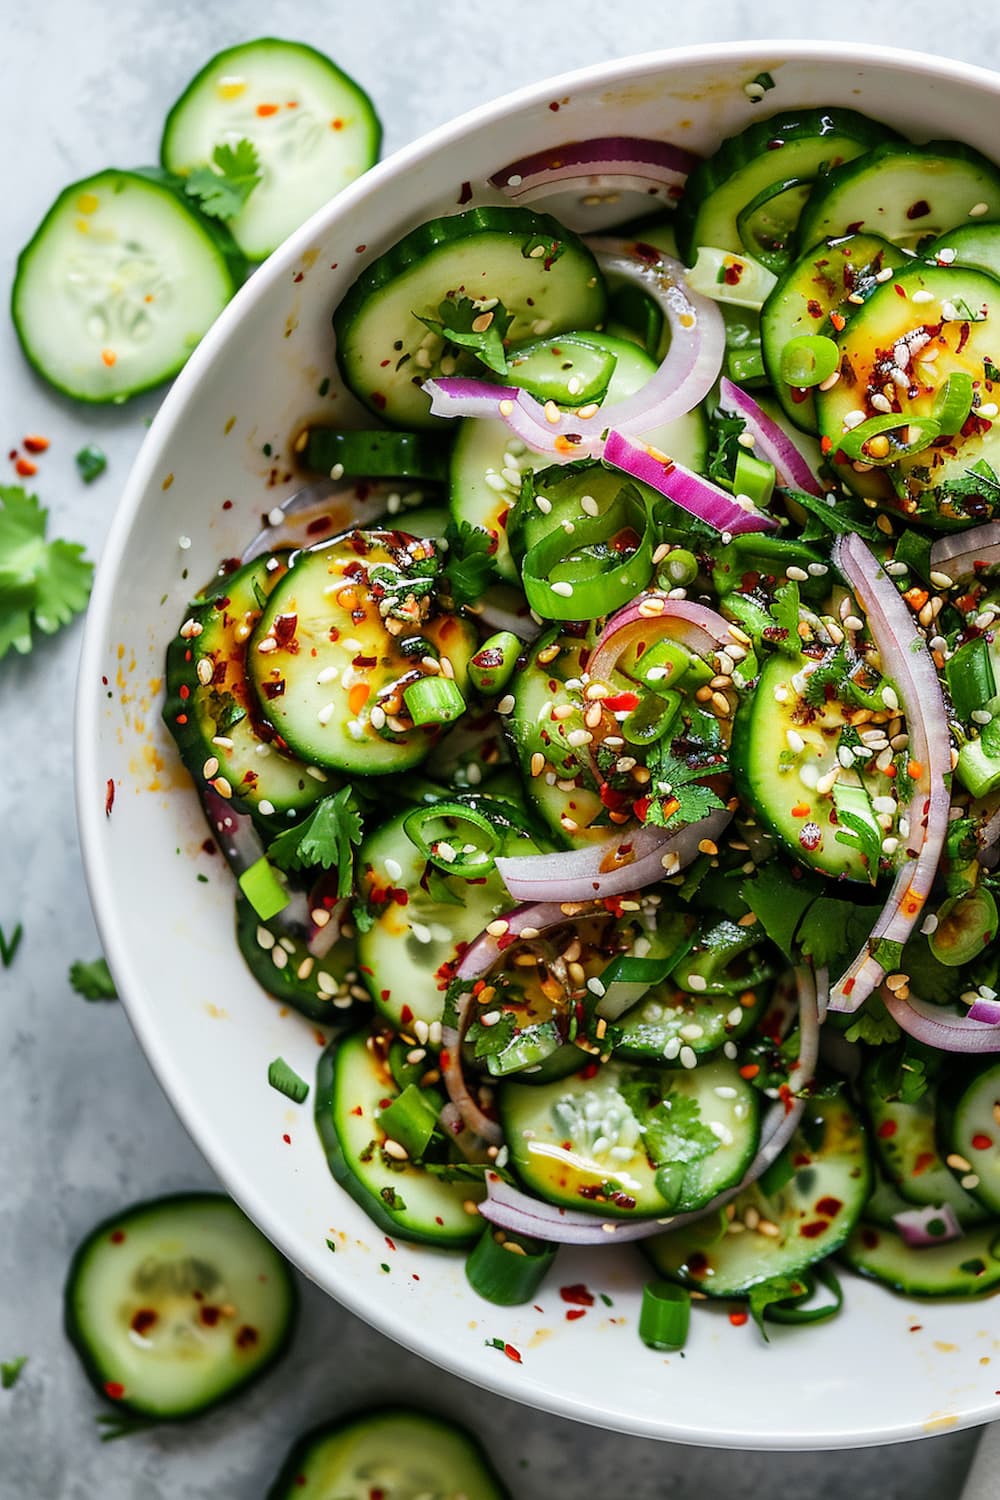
638 1280 691 1351
267 1056 309 1104
238 857 289 921
466 1226 557 1305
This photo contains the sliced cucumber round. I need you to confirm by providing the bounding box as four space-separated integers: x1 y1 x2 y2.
816 262 1000 528
938 1061 1000 1215
501 1055 760 1218
334 207 606 428
161 38 381 262
644 1091 871 1295
797 141 1000 253
266 1407 509 1500
927 220 1000 280
761 232 909 432
356 794 548 1029
164 554 329 823
13 168 243 404
841 1219 1000 1298
302 428 451 483
315 1030 483 1247
675 108 897 269
64 1194 295 1419
247 531 476 775
235 894 367 1024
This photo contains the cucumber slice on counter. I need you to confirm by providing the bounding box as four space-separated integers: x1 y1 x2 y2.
13 168 243 403
161 38 381 262
64 1194 295 1418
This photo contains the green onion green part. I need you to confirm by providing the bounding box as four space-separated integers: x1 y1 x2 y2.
639 1280 691 1351
466 1227 557 1305
733 448 776 509
402 674 466 727
376 1083 440 1160
267 1056 310 1104
238 857 289 921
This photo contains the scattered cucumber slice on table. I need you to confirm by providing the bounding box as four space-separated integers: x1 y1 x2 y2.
266 1407 509 1500
161 38 381 262
64 1194 296 1419
12 168 244 403
334 206 606 427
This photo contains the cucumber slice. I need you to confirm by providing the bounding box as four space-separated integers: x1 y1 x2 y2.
164 555 328 823
841 1219 1000 1298
815 263 1000 528
161 38 381 262
675 109 897 269
12 168 243 404
935 1062 1000 1217
266 1407 509 1500
235 894 368 1024
505 332 617 404
333 207 606 428
64 1194 295 1419
314 1030 484 1246
928 220 1000 279
247 532 476 775
644 1092 871 1295
861 1063 992 1226
356 795 548 1029
447 332 706 583
302 428 451 483
761 233 909 432
797 141 1000 253
501 1056 760 1218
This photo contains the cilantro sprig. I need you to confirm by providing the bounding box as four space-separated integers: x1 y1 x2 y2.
183 139 261 222
69 957 117 1001
642 745 726 827
443 521 498 605
0 487 93 659
267 786 365 898
417 296 513 376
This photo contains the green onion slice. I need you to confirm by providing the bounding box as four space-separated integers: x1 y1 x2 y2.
733 447 776 509
763 1265 844 1327
402 674 466 728
466 1227 557 1306
238 857 289 921
779 334 840 389
837 414 941 465
377 1083 440 1159
403 801 502 877
267 1056 309 1104
639 1279 691 1351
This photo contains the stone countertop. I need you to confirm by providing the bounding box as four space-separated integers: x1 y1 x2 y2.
1 2 996 1494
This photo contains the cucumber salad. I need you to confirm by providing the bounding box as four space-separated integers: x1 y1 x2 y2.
165 103 1000 1339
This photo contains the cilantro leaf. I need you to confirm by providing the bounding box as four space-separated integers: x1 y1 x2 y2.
443 521 498 605
738 863 822 961
1 1356 27 1390
0 487 93 658
267 787 364 898
417 296 514 376
706 411 746 487
934 459 1000 518
783 486 879 542
796 896 876 972
467 1010 517 1059
69 957 117 1001
843 992 901 1046
800 647 887 713
643 745 726 827
618 1075 719 1205
748 1277 810 1341
764 580 801 656
867 1041 934 1104
184 139 261 221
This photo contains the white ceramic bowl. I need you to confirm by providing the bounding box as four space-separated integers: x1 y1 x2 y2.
77 41 1000 1449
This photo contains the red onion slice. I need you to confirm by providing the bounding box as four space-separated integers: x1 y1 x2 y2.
929 521 1000 583
968 996 1000 1025
892 1204 963 1248
717 377 825 497
478 966 821 1244
827 535 952 1014
587 592 742 684
604 430 777 536
881 987 1000 1054
490 137 699 223
425 240 724 461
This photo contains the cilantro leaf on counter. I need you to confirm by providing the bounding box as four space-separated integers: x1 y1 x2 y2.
1 1356 27 1390
416 295 513 376
0 487 94 659
75 445 107 484
267 786 364 898
443 521 497 605
69 957 117 1001
183 139 261 221
0 922 23 969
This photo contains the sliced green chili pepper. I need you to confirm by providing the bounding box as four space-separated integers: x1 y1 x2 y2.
506 334 617 406
929 887 999 967
779 334 840 389
656 547 699 589
837 414 941 465
946 636 997 724
402 675 466 727
933 370 974 434
486 1019 563 1077
763 1265 844 1327
735 175 813 272
466 1227 557 1306
621 689 682 747
468 631 521 696
639 1280 691 1351
521 484 654 621
402 801 502 877
633 636 704 692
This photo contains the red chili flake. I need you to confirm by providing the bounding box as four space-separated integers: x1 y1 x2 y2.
566 1308 587 1322
458 180 473 204
800 1221 827 1239
723 261 744 286
906 199 931 220
14 457 37 477
957 322 972 355
282 1133 291 1145
559 1283 594 1306
104 1382 125 1400
399 1004 414 1025
894 284 906 297
105 779 115 817
504 1342 522 1362
861 1227 880 1249
110 1229 126 1244
222 499 233 510
370 392 386 411
972 1133 993 1151
130 1308 157 1335
602 691 640 712
729 1310 749 1327
273 613 298 648
351 1105 363 1116
200 1305 221 1327
912 1150 935 1176
548 101 560 111
385 1237 396 1252
739 1063 760 1080
578 1060 600 1080
830 312 847 332
380 989 391 1003
256 103 279 116
23 435 49 453
235 1325 259 1349
816 1196 843 1217
806 298 823 319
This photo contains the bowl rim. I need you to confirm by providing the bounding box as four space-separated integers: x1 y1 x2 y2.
76 38 1000 1449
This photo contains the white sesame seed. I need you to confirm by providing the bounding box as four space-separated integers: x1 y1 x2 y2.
316 665 339 684
663 1037 681 1060
680 1046 698 1070
178 535 191 550
786 729 805 754
911 289 935 304
970 202 990 217
485 471 509 493
496 694 515 715
384 857 403 882
316 702 335 726
580 494 600 517
786 565 808 582
551 581 574 597
258 799 275 816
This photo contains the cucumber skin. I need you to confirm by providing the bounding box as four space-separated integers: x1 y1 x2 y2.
63 1193 297 1421
675 108 900 265
12 168 246 405
265 1407 510 1500
840 1220 1000 1298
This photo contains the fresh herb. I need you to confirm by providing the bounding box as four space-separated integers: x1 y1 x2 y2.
706 411 746 487
935 459 1000 514
0 486 94 658
1 1356 27 1390
325 1238 337 1252
268 786 364 898
739 864 822 961
644 745 727 827
784 486 879 542
0 922 23 968
748 1276 808 1340
69 956 117 1001
96 1411 158 1443
267 1056 309 1104
423 1159 512 1184
75 444 107 484
895 934 969 1006
763 580 801 656
796 895 876 972
424 866 465 906
443 521 498 605
800 647 886 712
183 138 261 221
379 1185 407 1211
416 296 513 376
466 1009 517 1059
833 781 884 885
843 992 901 1046
619 1075 719 1185
868 1041 934 1104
